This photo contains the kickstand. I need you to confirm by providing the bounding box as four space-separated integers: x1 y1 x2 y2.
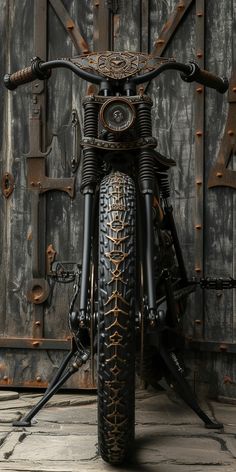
13 339 90 427
159 341 223 429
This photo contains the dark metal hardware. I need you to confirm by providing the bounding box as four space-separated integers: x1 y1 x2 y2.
50 261 82 284
81 136 157 151
191 277 236 290
71 110 81 172
1 172 14 198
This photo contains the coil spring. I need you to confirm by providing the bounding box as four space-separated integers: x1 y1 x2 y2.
157 171 171 199
106 132 116 142
81 103 99 193
138 150 155 193
136 103 154 192
136 103 152 137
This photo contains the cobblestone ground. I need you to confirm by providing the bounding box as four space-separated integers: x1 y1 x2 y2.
0 389 235 471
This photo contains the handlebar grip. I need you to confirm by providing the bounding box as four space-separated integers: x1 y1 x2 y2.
181 62 229 94
4 66 35 90
3 57 51 90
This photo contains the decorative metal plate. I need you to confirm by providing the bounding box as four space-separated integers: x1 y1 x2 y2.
70 51 173 80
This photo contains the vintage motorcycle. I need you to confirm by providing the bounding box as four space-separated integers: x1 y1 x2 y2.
4 51 233 465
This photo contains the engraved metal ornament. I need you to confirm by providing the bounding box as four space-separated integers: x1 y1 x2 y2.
70 51 171 80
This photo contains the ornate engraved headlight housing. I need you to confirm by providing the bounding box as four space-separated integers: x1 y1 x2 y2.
100 98 135 133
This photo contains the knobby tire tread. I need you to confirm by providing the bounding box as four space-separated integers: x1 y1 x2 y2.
98 171 136 465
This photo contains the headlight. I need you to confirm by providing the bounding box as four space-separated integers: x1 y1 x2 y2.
100 98 135 133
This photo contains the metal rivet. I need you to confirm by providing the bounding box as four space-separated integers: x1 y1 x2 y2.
33 341 39 347
195 267 201 273
197 51 203 58
196 87 203 93
216 172 223 178
232 87 236 92
36 376 42 382
195 224 202 229
156 39 165 45
35 321 41 326
228 129 234 136
219 344 228 351
195 319 202 324
196 180 202 185
177 3 185 9
196 131 203 136
3 376 8 381
197 11 203 17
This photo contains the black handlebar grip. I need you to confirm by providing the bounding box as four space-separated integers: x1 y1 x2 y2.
181 62 229 94
4 57 51 90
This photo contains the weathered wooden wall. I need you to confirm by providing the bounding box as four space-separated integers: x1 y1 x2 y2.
0 0 235 397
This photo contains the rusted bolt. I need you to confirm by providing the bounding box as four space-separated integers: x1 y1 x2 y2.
223 375 234 384
196 131 203 136
196 87 203 93
195 319 202 324
219 344 228 351
216 172 223 178
36 376 42 382
66 19 74 30
195 224 202 229
227 129 234 136
33 341 39 347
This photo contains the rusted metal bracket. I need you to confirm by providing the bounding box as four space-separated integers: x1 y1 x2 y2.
48 0 89 53
1 172 14 198
26 113 75 196
208 72 236 189
152 0 195 56
194 0 205 281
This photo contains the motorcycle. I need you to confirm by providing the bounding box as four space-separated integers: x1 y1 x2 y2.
4 51 233 465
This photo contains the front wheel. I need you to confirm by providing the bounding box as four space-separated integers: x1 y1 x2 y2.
97 171 136 464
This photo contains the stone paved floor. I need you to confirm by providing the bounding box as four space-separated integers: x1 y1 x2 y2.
0 389 235 471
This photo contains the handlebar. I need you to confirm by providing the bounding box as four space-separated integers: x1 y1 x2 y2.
3 55 229 94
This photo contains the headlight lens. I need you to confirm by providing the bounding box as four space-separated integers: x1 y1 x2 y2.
100 98 135 133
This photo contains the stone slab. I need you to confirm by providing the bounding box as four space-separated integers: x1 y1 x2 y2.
0 392 19 401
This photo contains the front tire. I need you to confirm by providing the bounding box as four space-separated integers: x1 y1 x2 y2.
98 171 136 464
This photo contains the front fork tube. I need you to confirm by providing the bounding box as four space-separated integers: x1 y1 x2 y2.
79 191 94 316
143 193 156 318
